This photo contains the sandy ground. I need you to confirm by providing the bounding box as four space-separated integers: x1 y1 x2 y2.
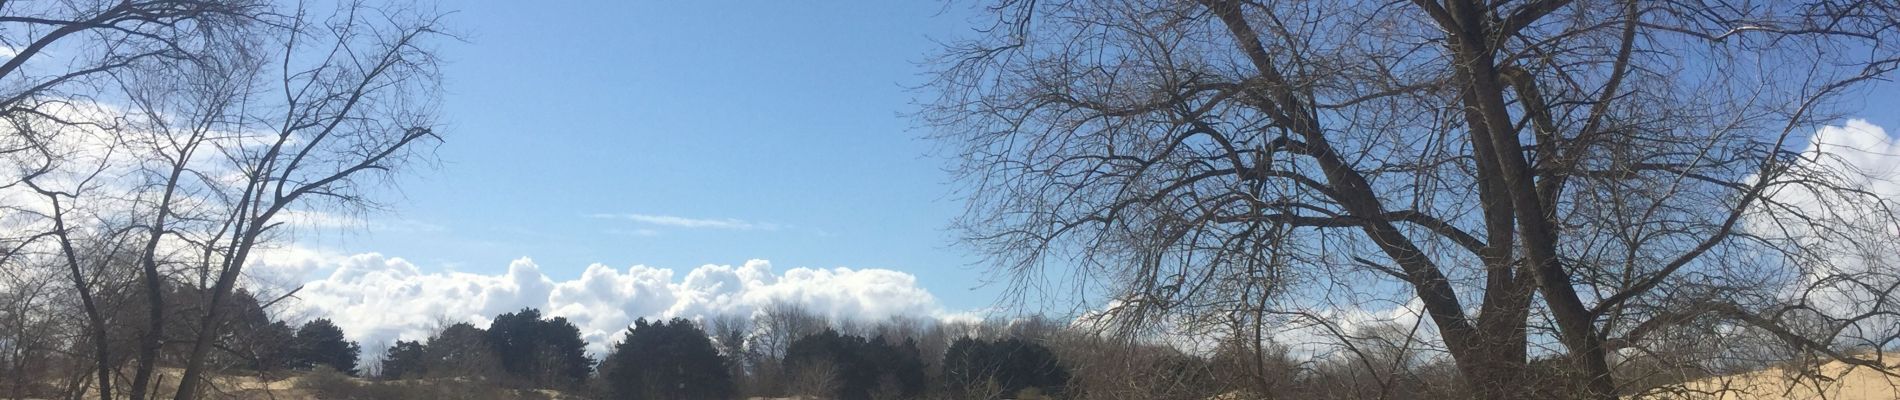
1638 357 1900 400
56 369 319 400
213 374 317 400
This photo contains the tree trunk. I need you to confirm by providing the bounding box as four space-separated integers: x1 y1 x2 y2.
126 260 164 400
169 226 262 400
50 197 113 400
1438 0 1617 398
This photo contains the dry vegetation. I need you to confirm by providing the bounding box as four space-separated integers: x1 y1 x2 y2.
24 367 581 400
18 355 1898 400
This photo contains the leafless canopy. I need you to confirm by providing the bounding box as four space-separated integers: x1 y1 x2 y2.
924 0 1900 399
0 1 448 400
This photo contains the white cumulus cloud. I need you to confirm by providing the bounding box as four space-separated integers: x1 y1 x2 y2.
1759 119 1900 346
263 253 947 355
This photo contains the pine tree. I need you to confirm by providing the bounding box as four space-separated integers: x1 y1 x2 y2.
601 318 735 400
486 308 592 388
424 322 503 380
943 337 1068 397
784 329 926 400
379 340 427 380
293 318 361 375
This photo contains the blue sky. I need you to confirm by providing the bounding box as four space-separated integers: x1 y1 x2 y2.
307 1 1005 311
296 0 1900 324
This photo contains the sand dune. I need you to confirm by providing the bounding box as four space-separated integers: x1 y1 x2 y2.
1638 357 1900 400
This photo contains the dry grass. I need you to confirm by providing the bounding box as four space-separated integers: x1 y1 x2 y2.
56 368 317 400
46 367 579 400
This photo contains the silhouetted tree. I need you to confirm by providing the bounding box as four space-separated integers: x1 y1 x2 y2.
486 308 592 388
748 302 829 395
246 321 298 372
293 319 360 375
784 329 926 400
219 289 296 372
883 337 930 399
424 322 504 380
706 313 751 395
379 340 427 380
943 337 1068 398
600 318 734 400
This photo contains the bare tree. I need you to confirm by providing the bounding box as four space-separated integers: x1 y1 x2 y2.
0 0 259 188
925 1 1900 399
706 312 753 393
2 2 262 399
162 2 447 398
786 358 843 399
11 116 142 400
748 301 829 396
1053 335 1219 400
1208 329 1300 399
1 1 446 399
0 259 65 399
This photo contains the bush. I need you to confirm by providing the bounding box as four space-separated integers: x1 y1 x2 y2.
298 366 361 397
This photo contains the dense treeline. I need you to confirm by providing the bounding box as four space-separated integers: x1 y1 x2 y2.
253 304 1900 399
355 306 1101 400
8 295 1878 399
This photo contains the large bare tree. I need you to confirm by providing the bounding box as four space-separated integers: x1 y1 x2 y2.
925 1 1900 399
0 1 446 400
159 2 445 398
1 3 258 397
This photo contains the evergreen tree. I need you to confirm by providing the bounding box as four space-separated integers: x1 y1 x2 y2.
784 329 926 400
379 340 427 380
601 318 734 400
487 308 539 380
248 321 297 372
880 337 929 397
424 322 504 380
485 308 592 388
943 337 1068 397
293 318 361 375
223 289 294 371
538 316 593 386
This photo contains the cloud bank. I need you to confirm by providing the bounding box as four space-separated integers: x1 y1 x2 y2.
259 254 945 355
